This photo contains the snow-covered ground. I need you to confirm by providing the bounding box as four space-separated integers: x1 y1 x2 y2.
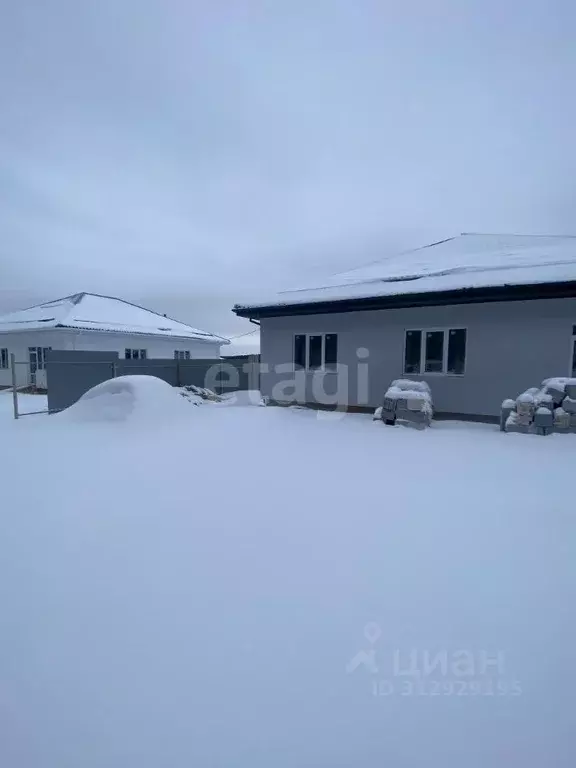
1 384 575 767
0 390 48 417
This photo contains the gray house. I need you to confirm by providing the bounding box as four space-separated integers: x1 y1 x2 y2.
234 234 576 420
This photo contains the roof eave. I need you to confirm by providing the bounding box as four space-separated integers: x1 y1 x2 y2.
233 280 576 319
56 325 228 343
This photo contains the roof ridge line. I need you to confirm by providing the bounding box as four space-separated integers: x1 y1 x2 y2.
461 232 576 238
75 292 223 338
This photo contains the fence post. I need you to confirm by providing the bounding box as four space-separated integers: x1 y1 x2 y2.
112 362 117 378
248 354 259 392
10 353 19 420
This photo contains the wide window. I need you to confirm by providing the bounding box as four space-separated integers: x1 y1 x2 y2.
174 350 191 360
294 334 338 371
0 348 8 369
125 349 147 360
404 328 467 375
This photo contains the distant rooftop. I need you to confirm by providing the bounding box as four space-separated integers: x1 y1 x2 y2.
235 233 576 314
0 292 229 343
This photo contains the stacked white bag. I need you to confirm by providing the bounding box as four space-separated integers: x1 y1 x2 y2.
375 379 433 429
502 377 576 435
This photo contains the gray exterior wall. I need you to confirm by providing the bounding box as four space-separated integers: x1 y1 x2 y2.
259 297 576 418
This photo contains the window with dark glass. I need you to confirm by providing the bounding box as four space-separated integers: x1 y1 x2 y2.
404 331 422 374
294 335 306 369
572 339 576 377
325 334 338 370
0 348 9 369
447 329 467 374
294 334 338 370
425 331 444 373
125 348 147 360
308 335 323 370
404 328 466 375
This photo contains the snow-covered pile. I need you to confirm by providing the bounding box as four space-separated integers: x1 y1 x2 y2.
57 375 194 424
179 385 222 404
376 378 433 429
502 377 576 435
215 390 266 407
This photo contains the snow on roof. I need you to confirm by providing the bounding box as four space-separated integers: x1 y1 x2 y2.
237 233 576 311
0 292 229 343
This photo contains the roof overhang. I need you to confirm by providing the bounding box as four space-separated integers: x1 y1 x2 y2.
0 323 229 344
55 325 229 343
234 281 576 319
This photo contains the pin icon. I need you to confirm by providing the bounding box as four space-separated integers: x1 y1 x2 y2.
364 622 382 645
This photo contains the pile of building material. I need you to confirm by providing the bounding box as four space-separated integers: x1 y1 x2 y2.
180 384 222 402
502 377 576 435
374 379 433 429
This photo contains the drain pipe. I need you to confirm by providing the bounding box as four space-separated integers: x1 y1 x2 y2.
11 353 19 420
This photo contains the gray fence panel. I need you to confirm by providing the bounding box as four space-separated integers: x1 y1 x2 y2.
117 359 179 386
45 353 259 412
178 360 250 394
46 351 119 412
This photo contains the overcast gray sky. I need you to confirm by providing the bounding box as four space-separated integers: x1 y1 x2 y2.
1 0 575 349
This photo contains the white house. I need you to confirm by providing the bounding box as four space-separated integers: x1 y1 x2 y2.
0 292 229 388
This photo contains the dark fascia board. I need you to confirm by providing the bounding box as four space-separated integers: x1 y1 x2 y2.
233 281 576 319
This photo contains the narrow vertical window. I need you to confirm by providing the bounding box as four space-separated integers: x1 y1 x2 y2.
294 335 306 369
425 331 444 373
325 334 338 370
404 331 422 374
308 335 322 370
572 339 576 376
447 329 467 374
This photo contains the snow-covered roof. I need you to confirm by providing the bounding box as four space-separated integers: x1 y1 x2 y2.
0 292 229 343
236 233 576 312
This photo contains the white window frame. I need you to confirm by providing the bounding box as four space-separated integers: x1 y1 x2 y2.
293 333 338 372
403 327 467 376
29 346 52 370
125 348 147 360
174 350 191 360
0 348 8 369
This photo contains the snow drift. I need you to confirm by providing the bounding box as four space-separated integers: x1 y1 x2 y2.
57 375 193 424
1 400 576 766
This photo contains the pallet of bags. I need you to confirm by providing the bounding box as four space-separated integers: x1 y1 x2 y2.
542 377 576 432
502 377 576 435
376 379 433 429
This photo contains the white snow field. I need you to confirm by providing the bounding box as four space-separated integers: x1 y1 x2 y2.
1 380 575 767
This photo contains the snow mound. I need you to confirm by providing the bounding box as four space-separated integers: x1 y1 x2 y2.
180 385 222 402
385 386 431 405
390 378 431 394
542 377 576 389
58 375 192 424
516 391 535 405
216 390 265 407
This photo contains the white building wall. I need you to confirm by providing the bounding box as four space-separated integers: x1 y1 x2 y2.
0 329 223 388
65 330 222 359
